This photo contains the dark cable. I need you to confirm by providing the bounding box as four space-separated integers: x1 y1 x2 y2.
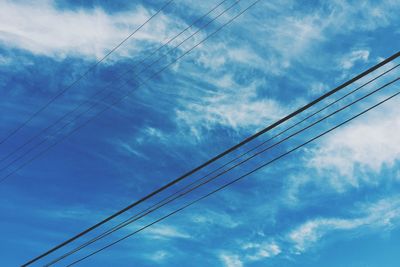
20 1 256 266
0 0 243 183
0 0 235 174
66 86 400 266
0 0 229 166
44 75 400 266
21 46 400 265
0 0 174 146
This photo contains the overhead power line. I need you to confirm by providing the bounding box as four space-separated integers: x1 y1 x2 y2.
0 0 229 167
0 0 245 190
20 1 260 265
65 85 400 267
22 45 400 265
0 0 174 146
0 0 246 184
44 73 400 266
0 0 236 178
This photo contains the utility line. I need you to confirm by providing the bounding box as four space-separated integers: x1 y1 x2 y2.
0 0 229 167
66 85 400 267
0 0 236 175
0 0 174 146
0 0 242 183
21 47 400 265
44 74 400 266
20 1 260 265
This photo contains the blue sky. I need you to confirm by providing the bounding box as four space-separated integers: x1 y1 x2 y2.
0 0 399 266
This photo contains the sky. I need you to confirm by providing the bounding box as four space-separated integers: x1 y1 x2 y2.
0 0 399 266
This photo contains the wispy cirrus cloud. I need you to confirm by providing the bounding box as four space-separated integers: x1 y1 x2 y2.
288 196 400 253
190 208 240 229
219 252 243 267
306 99 400 189
142 224 192 240
175 77 288 139
339 49 370 70
0 0 182 60
1 1 399 266
215 195 400 266
167 0 400 140
242 241 281 261
146 250 171 263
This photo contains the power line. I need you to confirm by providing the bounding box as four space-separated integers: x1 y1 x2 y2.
20 1 258 265
0 0 242 183
0 0 230 167
0 0 174 146
0 0 235 176
44 74 400 266
0 0 245 184
0 0 246 184
21 46 400 265
65 86 400 267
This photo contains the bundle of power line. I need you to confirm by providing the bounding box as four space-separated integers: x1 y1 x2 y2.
0 0 244 184
40 57 400 266
0 0 397 266
23 52 400 266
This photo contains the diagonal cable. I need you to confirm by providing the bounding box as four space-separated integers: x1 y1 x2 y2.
0 0 174 145
65 83 400 267
21 48 400 265
0 0 229 166
0 0 243 181
20 1 257 265
43 74 400 266
0 0 241 176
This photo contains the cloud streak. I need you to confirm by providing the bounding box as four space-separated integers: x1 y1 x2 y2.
288 196 400 253
0 0 180 60
307 99 400 188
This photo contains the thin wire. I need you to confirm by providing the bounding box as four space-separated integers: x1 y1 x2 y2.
66 86 400 267
0 0 237 174
0 0 174 146
51 76 399 265
0 0 243 182
43 70 400 266
21 48 400 266
20 1 254 266
136 0 242 75
0 0 229 166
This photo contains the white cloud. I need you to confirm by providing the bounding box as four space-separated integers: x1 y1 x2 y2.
143 224 191 240
237 0 400 72
219 252 243 267
194 42 270 71
288 196 400 253
0 0 181 60
190 209 240 229
325 0 400 32
148 250 171 263
307 99 400 189
243 241 281 261
114 141 150 160
309 82 329 96
175 79 288 138
127 126 169 146
265 15 325 64
111 126 172 158
209 197 400 264
289 218 360 253
146 2 399 146
340 49 370 70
